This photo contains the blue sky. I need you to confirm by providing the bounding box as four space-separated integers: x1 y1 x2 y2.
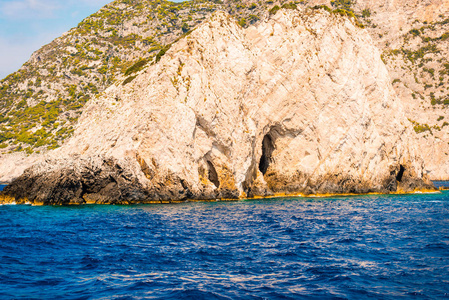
0 0 112 79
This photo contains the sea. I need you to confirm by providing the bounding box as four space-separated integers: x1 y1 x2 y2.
0 183 448 299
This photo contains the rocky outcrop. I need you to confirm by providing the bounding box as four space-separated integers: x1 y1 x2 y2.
1 9 435 204
308 0 449 180
0 0 285 152
0 152 43 184
1 0 448 182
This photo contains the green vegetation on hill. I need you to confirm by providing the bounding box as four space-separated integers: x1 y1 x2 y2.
0 0 223 153
0 0 371 154
381 15 449 109
331 0 353 12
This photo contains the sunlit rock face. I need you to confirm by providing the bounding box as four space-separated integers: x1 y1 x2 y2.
2 9 434 204
308 0 449 180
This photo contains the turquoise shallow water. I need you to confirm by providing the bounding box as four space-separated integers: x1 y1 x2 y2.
0 186 448 299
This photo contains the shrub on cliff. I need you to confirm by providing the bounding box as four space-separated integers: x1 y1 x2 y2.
124 59 148 76
331 0 353 11
155 44 172 63
281 3 297 10
269 5 280 15
238 18 247 27
182 22 190 33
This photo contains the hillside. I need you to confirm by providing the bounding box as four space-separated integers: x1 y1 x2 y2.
0 0 392 153
0 0 275 153
0 0 448 180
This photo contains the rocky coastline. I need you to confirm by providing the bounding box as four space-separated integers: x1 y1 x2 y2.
0 9 438 205
0 156 437 205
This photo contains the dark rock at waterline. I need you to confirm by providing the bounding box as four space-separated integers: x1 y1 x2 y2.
2 157 148 205
1 157 435 205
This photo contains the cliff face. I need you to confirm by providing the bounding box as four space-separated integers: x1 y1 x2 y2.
0 0 283 152
308 0 449 179
366 0 449 180
2 10 434 205
0 0 448 181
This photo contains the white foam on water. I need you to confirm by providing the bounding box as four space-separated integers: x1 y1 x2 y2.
411 190 441 195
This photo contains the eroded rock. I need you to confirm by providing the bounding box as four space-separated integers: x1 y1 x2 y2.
1 9 435 204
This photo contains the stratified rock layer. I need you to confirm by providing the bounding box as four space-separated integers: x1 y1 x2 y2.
2 9 435 204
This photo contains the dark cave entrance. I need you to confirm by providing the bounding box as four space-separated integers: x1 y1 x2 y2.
396 165 405 182
207 161 220 188
258 134 275 175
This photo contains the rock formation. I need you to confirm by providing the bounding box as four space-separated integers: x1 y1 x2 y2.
1 0 448 182
0 0 279 153
307 0 449 180
1 9 435 204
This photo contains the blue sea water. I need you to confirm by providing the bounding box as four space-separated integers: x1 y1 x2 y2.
434 181 449 189
0 186 448 299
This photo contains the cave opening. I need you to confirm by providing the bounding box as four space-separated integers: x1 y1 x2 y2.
207 161 220 188
396 165 405 182
258 134 275 175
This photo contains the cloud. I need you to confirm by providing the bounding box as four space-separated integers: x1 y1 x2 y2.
0 0 60 19
0 0 112 20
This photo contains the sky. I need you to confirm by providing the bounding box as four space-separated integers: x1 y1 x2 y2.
0 0 112 79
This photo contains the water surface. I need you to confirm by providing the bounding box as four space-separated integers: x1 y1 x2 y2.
0 190 448 299
433 181 449 189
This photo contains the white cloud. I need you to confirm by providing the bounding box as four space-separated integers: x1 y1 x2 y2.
0 0 111 19
0 0 60 19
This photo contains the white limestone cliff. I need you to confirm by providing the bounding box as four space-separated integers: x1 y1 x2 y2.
1 9 434 204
